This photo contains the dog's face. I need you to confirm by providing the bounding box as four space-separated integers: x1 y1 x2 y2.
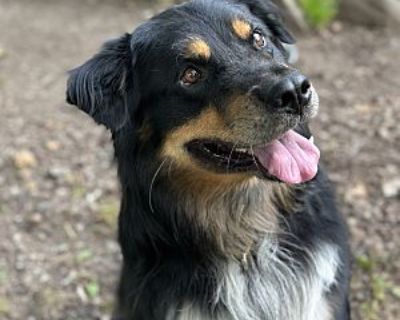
67 0 320 185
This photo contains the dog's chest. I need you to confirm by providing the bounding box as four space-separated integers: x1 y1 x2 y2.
171 242 339 320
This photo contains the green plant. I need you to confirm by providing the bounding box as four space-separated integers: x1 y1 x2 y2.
85 281 100 299
299 0 338 28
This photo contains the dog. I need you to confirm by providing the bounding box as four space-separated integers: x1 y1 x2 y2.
66 0 351 319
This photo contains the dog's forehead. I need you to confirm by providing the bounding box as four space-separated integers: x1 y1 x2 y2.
145 1 261 54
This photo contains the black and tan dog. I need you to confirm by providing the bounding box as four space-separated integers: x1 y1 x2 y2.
66 0 351 319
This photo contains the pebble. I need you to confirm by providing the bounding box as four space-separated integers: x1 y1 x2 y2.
344 182 368 203
29 213 43 225
46 166 69 180
0 47 6 59
382 178 400 198
330 21 343 33
45 140 61 151
13 150 37 169
76 285 88 303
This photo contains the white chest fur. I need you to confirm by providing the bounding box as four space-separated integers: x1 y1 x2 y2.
171 242 339 320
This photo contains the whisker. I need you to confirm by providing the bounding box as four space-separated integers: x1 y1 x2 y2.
226 142 239 173
149 158 168 213
249 144 260 171
247 85 260 97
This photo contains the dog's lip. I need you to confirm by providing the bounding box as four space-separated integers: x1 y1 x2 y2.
185 134 315 179
185 139 259 173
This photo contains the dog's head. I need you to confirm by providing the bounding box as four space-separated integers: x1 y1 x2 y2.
67 0 320 185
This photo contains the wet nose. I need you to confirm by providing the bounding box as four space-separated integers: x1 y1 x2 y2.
257 73 312 115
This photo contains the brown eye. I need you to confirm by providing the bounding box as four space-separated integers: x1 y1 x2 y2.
253 31 266 49
180 67 202 86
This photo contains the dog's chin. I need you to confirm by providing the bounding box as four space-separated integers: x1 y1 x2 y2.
185 125 320 184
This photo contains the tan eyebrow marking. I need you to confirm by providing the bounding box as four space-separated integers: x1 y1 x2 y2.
185 38 211 60
231 19 252 40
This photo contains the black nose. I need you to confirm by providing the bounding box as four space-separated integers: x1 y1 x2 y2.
258 74 312 115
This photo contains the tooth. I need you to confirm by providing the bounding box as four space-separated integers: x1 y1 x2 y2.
309 136 314 144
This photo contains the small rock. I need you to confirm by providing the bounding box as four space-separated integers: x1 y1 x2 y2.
76 285 88 303
354 103 372 114
13 150 37 169
382 178 400 198
378 127 391 140
46 166 67 180
345 182 368 203
86 189 102 205
347 216 358 228
330 21 343 33
45 140 61 151
29 213 43 225
0 47 6 60
10 185 21 196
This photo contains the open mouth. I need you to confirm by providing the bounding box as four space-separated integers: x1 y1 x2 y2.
185 129 320 184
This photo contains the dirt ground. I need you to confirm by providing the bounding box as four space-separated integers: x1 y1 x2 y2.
0 0 399 319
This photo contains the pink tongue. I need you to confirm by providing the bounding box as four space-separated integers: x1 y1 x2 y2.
254 130 320 184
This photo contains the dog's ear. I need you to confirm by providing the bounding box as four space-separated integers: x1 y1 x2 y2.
235 0 295 44
66 34 139 131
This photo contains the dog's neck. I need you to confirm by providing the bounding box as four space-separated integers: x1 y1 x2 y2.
174 174 297 258
120 158 299 261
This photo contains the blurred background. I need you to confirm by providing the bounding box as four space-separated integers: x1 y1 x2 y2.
0 0 399 319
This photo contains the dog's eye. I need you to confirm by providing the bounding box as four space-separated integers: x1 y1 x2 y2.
180 67 202 86
253 30 266 49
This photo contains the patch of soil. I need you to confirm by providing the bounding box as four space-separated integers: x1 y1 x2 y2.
0 0 398 319
298 25 400 320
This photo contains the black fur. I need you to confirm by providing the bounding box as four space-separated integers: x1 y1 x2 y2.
66 0 351 319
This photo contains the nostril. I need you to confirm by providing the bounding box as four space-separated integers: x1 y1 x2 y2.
300 79 311 95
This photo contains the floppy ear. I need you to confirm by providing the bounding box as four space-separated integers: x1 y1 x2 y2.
66 33 139 131
236 0 295 44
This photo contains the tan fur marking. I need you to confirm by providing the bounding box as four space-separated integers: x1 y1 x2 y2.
171 173 283 259
273 184 298 213
224 93 257 124
232 19 252 40
186 38 211 60
162 107 231 168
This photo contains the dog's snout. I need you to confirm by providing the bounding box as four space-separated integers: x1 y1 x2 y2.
256 73 312 115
